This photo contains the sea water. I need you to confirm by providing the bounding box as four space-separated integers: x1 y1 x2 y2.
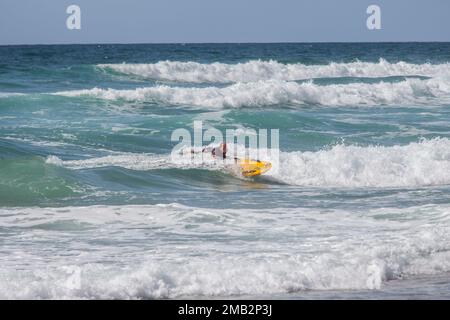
0 43 449 299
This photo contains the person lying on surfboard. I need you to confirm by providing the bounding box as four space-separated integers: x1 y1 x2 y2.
189 142 271 177
191 142 227 159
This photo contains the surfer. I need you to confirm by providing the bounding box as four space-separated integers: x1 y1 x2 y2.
187 142 227 159
187 142 271 177
195 142 227 159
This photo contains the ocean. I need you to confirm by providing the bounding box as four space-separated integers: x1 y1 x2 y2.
0 43 449 299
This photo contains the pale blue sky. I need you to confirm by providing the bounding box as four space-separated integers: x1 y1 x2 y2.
0 0 449 45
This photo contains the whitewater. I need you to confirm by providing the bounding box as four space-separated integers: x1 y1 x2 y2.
98 59 450 83
54 77 450 108
1 203 449 299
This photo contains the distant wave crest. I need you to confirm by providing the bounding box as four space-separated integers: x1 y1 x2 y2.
98 59 450 83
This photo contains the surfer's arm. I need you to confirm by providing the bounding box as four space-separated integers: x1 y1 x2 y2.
186 146 210 154
202 146 214 154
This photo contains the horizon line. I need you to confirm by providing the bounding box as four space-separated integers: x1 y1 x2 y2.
1 40 450 47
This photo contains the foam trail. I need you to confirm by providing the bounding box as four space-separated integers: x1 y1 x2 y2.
47 154 171 170
98 59 450 83
54 77 450 108
46 152 226 171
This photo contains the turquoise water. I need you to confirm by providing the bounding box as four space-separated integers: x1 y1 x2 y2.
1 43 450 299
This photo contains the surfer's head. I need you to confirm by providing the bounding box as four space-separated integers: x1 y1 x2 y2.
209 142 227 159
214 142 227 159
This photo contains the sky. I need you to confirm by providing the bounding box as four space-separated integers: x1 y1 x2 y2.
0 0 449 45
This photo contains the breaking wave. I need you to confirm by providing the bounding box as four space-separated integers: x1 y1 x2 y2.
47 138 450 188
98 59 450 83
273 138 450 187
54 77 450 108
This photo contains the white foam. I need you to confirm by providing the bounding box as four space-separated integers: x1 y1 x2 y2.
270 138 450 187
3 136 70 148
45 155 64 166
45 152 226 171
98 59 450 83
0 92 24 98
0 203 449 299
46 154 170 170
53 77 450 108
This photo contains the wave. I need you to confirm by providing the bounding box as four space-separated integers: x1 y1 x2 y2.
53 77 450 108
0 203 449 298
273 138 450 187
98 59 450 83
47 138 450 188
0 157 83 206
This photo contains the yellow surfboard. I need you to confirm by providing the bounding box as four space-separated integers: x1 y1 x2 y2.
237 158 272 177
